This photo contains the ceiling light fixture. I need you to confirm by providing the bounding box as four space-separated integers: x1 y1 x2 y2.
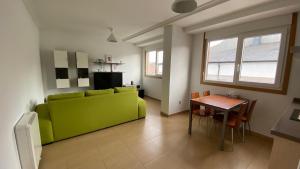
107 27 118 43
172 0 197 13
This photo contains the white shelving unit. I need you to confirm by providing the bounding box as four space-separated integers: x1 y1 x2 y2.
54 49 70 88
76 51 89 87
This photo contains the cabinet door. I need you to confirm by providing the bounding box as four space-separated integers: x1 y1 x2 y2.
54 50 68 68
78 78 89 87
56 79 70 88
76 52 88 68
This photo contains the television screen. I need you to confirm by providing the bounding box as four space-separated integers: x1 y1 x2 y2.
94 72 122 89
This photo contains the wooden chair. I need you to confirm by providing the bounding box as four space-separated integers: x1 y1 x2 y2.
227 102 248 144
203 90 210 96
241 100 257 135
203 90 214 115
191 92 211 125
213 102 248 144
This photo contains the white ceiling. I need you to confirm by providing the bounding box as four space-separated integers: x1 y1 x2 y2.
31 0 300 43
33 0 176 36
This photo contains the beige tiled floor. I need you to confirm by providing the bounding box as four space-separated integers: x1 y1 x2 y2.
39 97 273 169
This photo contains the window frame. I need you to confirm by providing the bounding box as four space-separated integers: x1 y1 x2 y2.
200 13 297 95
235 27 288 89
203 36 239 85
145 49 163 78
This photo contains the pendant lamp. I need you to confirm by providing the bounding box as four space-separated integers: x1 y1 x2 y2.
172 0 197 13
107 27 118 43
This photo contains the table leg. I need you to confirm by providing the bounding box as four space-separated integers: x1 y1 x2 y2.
220 110 229 150
188 101 193 135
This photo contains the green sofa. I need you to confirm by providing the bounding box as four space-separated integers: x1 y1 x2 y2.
36 89 146 145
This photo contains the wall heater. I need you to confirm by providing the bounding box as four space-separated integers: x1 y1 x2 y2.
15 112 42 169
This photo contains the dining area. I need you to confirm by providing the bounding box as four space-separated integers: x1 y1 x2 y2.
188 90 257 151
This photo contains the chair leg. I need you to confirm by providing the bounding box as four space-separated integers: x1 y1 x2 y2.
236 126 240 138
214 120 217 133
247 121 252 134
231 128 234 145
242 123 245 143
206 117 209 134
198 116 201 125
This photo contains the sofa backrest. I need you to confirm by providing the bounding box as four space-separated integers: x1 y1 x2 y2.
48 92 85 101
48 92 138 141
85 89 114 96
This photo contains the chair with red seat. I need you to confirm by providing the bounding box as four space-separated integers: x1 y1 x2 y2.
191 92 211 125
241 100 257 135
213 102 248 145
227 102 248 144
203 90 215 115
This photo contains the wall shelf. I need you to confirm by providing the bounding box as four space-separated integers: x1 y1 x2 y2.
93 61 124 72
93 61 124 65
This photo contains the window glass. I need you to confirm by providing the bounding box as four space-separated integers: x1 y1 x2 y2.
157 51 164 75
206 38 238 82
145 50 163 76
146 51 157 76
239 33 282 84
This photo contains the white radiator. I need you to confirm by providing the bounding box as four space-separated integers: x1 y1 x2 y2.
15 112 42 169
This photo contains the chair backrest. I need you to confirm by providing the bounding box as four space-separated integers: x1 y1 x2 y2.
191 92 200 111
191 92 200 99
202 90 213 113
246 100 257 121
236 102 248 125
237 96 250 112
239 103 248 117
203 90 210 96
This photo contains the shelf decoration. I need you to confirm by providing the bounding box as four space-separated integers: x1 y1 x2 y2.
94 57 124 72
105 55 112 63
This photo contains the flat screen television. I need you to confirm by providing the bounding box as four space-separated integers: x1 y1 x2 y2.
94 72 122 89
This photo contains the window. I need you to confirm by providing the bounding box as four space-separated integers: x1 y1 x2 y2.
206 37 238 82
239 33 282 84
145 50 164 77
203 27 289 92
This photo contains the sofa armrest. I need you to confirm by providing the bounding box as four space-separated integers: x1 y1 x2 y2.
35 103 50 120
39 118 54 145
138 97 146 118
36 103 54 144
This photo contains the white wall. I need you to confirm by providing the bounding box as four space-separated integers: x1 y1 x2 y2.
162 25 192 115
190 13 300 136
0 0 44 169
161 26 173 114
142 43 163 100
40 29 142 96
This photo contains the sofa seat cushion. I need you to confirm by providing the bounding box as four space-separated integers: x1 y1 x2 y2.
39 118 54 145
85 89 114 96
48 92 85 101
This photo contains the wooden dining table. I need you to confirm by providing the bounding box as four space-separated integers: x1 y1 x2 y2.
188 95 246 150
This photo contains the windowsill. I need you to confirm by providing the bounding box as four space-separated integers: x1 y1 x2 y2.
145 75 162 79
201 80 286 95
